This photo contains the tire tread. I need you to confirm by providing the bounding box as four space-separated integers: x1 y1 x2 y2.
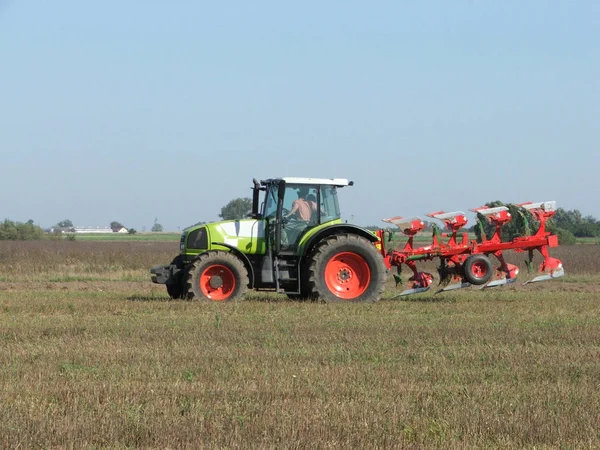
186 251 249 301
307 233 386 302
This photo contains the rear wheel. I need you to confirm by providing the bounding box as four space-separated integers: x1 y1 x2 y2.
463 254 493 285
308 234 386 303
187 251 249 302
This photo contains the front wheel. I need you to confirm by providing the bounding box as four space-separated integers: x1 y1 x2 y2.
166 255 186 299
308 234 386 303
187 251 249 302
167 282 184 299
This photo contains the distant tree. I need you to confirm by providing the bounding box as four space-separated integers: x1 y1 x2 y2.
574 222 599 238
219 197 252 220
553 208 581 231
110 221 124 232
55 219 73 228
0 220 18 240
0 219 44 240
151 218 164 232
546 222 577 245
128 228 137 235
551 208 599 238
555 228 577 245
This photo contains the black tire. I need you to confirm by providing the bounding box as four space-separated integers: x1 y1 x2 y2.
166 255 186 299
307 234 386 303
463 254 494 285
167 282 184 299
186 251 249 302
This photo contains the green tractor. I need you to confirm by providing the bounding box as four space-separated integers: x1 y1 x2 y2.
151 177 387 302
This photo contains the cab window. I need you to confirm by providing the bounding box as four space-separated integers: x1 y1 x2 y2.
320 186 341 222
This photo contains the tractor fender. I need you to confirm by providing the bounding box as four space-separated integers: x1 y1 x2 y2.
197 242 256 288
301 224 378 258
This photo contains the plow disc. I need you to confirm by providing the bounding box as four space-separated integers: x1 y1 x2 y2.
380 201 564 297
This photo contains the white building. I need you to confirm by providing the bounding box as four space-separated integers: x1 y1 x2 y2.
73 226 128 234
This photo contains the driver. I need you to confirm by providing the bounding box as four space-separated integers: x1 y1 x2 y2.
281 187 316 249
284 187 313 222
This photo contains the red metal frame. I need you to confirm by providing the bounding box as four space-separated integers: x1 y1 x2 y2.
378 202 563 295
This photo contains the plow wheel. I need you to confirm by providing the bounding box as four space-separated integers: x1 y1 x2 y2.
308 234 386 303
187 251 249 302
463 254 493 285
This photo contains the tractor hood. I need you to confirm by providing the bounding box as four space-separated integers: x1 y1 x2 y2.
182 219 267 256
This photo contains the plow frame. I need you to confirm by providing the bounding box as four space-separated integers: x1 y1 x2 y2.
379 201 563 296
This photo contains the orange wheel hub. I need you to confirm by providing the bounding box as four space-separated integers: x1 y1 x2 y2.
324 252 371 299
200 264 235 301
470 260 489 278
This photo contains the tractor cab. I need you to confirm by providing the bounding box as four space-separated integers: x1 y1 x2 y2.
254 177 352 253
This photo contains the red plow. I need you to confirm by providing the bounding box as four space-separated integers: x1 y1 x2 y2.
379 201 564 297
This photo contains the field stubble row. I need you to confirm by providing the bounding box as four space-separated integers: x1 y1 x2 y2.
0 240 599 448
0 239 598 283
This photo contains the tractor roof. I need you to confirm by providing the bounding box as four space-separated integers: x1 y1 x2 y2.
262 177 353 187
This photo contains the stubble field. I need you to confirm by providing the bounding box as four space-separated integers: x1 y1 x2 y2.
0 240 599 448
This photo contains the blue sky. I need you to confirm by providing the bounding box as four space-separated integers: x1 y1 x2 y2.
1 1 598 231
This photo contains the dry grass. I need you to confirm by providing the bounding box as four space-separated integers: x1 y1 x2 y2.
0 241 599 448
0 240 177 282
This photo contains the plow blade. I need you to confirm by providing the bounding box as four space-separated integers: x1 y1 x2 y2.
523 267 565 285
483 277 517 289
394 286 431 297
434 281 471 294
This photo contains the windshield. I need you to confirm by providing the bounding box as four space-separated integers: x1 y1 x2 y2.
264 185 278 219
263 183 341 224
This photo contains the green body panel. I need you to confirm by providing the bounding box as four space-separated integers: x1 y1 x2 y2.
182 219 266 260
296 219 343 254
181 218 347 259
207 219 267 254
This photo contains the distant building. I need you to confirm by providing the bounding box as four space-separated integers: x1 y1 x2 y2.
48 227 75 234
72 226 128 234
73 227 112 233
47 226 129 234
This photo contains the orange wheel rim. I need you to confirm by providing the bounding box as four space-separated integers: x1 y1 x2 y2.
200 264 235 301
324 252 371 299
470 261 488 278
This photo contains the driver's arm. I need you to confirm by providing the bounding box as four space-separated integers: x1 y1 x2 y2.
285 201 299 218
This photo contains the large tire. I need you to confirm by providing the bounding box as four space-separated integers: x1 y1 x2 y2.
167 282 184 299
166 255 186 299
187 251 249 302
463 254 493 285
307 234 386 303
